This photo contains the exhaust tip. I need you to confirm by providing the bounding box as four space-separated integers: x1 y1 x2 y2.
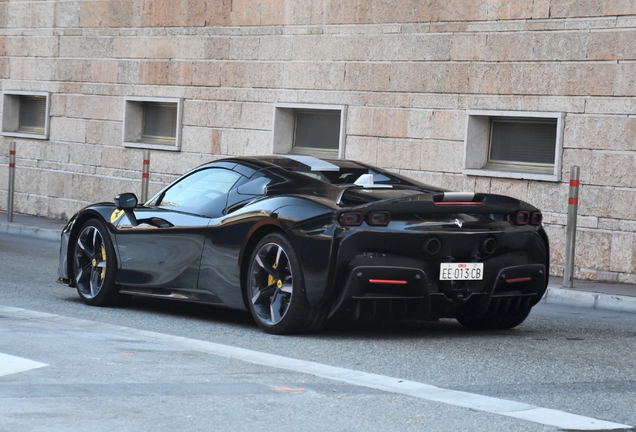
423 237 442 256
481 237 497 256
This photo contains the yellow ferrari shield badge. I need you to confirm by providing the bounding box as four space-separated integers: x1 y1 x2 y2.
110 209 125 224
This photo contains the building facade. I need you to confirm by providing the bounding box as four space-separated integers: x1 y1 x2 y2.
1 0 636 283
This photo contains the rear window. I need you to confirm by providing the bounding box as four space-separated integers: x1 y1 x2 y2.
338 188 426 206
297 168 401 185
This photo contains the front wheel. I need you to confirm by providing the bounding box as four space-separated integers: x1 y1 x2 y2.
457 310 530 330
246 233 318 335
73 219 127 306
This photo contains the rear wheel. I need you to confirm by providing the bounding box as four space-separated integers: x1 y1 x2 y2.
247 233 324 335
73 219 127 306
457 310 530 330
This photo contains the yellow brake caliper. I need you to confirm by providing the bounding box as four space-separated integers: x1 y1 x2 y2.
268 262 278 300
100 244 106 280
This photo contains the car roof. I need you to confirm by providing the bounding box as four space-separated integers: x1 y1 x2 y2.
206 155 367 173
200 154 444 194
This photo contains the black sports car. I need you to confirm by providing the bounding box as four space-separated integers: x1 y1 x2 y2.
58 155 549 334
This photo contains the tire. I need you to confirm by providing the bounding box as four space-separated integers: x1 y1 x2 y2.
73 219 127 306
457 309 530 330
246 233 319 335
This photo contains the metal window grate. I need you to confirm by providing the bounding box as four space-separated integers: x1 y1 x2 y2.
142 102 177 144
293 110 340 156
18 96 46 134
488 118 557 167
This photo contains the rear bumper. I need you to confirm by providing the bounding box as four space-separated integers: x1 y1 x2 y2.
328 263 546 321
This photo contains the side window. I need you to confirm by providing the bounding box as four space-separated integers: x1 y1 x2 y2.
158 168 242 216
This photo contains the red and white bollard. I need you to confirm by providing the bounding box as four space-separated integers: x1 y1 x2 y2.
563 166 580 288
141 149 150 203
7 142 16 222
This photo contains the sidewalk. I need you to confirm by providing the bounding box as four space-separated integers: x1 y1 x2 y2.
1 211 636 314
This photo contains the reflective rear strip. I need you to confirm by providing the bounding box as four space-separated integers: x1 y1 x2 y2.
369 279 408 285
435 202 482 206
506 277 532 284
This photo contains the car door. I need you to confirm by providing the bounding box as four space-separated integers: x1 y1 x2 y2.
112 167 243 294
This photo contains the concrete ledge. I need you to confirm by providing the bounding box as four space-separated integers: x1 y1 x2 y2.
544 286 636 314
0 222 61 243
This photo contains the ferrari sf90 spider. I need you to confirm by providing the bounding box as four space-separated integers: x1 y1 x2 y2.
58 155 549 334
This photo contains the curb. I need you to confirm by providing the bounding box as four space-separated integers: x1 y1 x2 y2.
0 222 61 243
544 286 636 314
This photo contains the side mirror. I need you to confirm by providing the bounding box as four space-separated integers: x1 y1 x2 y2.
115 192 138 210
114 193 139 226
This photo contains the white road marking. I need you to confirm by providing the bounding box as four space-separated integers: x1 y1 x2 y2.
0 306 631 430
0 353 47 378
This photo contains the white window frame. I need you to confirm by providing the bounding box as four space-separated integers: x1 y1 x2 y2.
1 91 51 140
123 96 183 151
272 103 347 159
463 110 564 182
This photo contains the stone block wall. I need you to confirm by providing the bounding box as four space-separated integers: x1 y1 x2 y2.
1 0 635 282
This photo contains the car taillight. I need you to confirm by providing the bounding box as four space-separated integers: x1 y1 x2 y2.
530 211 543 225
512 210 543 226
367 211 390 226
339 212 364 226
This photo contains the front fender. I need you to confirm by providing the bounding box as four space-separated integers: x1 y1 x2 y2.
57 204 122 286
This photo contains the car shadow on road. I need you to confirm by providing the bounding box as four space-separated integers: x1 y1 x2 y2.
59 291 538 341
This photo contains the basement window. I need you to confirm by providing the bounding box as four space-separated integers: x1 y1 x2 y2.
123 97 182 151
463 110 564 182
272 103 346 159
1 91 50 139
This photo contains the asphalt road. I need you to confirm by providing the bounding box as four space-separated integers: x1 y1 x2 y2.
1 233 635 431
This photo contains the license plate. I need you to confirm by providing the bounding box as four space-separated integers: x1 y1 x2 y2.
440 263 484 281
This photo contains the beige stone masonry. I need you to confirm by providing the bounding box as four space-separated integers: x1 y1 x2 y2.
347 107 409 139
220 129 271 156
85 120 122 146
6 2 55 29
0 58 7 79
180 126 214 154
142 0 230 28
2 1 636 282
431 111 465 141
5 36 58 57
59 36 114 58
606 0 636 16
589 30 636 60
344 136 378 166
420 140 463 174
78 1 145 28
563 150 636 188
564 115 636 150
48 118 87 144
584 97 632 115
377 139 421 171
55 2 80 28
109 36 208 60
